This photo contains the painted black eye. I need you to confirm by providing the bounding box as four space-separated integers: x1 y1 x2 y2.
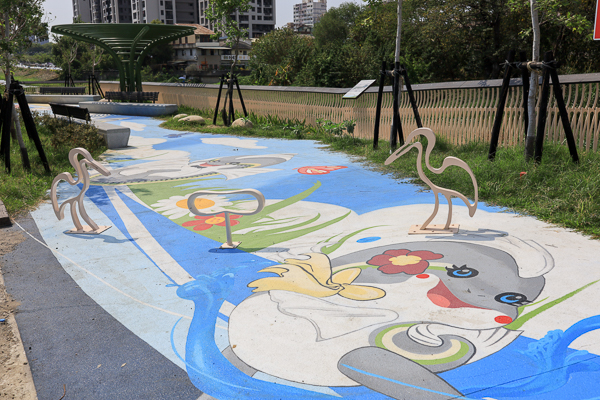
446 264 479 278
495 292 530 306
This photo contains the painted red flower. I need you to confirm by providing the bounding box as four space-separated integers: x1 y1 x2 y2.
182 213 241 231
367 249 444 275
296 166 347 175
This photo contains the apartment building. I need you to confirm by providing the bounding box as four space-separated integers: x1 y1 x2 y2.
74 0 197 25
130 0 198 24
72 0 93 22
86 0 133 23
293 0 327 27
198 0 275 39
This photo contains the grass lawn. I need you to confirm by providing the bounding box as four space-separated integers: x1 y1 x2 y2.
160 106 600 239
0 112 106 217
9 67 60 82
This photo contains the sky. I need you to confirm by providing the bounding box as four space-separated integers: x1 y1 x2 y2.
42 0 356 30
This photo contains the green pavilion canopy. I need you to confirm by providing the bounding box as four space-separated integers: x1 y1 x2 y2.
51 24 195 92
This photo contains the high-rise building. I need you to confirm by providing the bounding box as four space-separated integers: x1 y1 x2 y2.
198 0 275 39
293 0 326 27
74 0 197 25
72 0 93 22
87 0 133 23
131 0 198 24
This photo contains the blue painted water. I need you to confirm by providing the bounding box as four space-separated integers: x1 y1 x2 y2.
443 316 600 399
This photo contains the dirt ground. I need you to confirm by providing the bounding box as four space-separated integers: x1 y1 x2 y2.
0 229 38 400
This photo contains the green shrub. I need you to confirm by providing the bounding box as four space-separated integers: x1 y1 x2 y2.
36 114 105 153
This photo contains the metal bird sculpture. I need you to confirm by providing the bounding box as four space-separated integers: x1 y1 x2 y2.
385 127 478 234
51 148 111 234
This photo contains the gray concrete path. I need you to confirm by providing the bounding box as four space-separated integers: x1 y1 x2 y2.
1 215 202 400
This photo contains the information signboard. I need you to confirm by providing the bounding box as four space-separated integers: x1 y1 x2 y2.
343 79 376 99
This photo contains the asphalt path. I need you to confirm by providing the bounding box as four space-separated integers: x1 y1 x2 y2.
1 214 203 400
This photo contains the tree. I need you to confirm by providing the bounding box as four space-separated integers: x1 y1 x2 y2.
248 28 315 86
0 0 48 85
205 0 251 124
508 0 593 160
52 35 81 81
313 2 362 48
525 0 541 160
147 19 174 68
89 45 104 77
205 0 251 74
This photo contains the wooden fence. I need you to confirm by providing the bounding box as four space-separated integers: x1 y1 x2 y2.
100 73 600 152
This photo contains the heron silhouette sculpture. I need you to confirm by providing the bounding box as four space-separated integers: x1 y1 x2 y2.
385 127 478 233
51 147 112 234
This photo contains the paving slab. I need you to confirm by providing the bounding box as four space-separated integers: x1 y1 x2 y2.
3 110 600 399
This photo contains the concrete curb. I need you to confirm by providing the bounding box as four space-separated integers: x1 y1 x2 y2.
80 101 178 116
26 94 101 104
0 199 10 228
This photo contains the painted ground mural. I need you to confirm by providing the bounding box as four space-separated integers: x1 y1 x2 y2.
32 108 600 399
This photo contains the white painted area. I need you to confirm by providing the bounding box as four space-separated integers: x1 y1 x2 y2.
120 121 147 131
258 203 600 352
218 300 236 317
31 186 194 370
201 137 267 149
104 186 194 285
196 394 217 400
229 271 518 386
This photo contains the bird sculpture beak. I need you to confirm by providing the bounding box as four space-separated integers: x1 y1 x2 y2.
88 160 111 177
384 142 414 165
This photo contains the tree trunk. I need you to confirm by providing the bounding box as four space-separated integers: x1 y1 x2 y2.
224 43 239 125
5 13 10 90
394 0 403 64
524 0 540 161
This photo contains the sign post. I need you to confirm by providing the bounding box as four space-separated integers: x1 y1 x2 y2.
595 0 600 40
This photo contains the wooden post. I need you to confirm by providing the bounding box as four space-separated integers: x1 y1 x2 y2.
546 53 579 163
488 50 515 161
11 104 30 170
400 65 422 128
0 93 5 165
14 82 49 172
234 75 248 117
373 61 386 150
213 74 225 125
534 51 552 163
1 88 14 173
